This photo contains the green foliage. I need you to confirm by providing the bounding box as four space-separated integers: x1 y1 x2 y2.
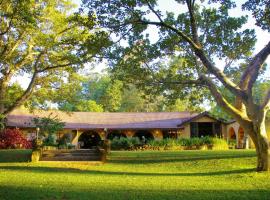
75 100 104 112
0 114 5 130
32 114 65 141
0 0 110 115
81 0 256 107
56 72 203 112
58 133 75 149
210 81 270 120
210 138 229 150
110 137 141 150
101 80 123 111
111 137 228 151
243 0 270 32
228 139 237 149
43 134 56 146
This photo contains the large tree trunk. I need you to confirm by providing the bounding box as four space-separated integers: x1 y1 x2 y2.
256 136 270 171
254 127 270 171
244 121 270 171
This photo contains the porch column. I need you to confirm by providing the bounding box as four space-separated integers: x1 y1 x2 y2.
71 130 82 149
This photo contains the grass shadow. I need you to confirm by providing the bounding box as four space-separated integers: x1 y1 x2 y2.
0 150 31 163
0 165 256 176
108 153 256 164
0 183 269 200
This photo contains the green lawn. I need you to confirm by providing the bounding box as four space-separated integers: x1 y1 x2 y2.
0 150 270 200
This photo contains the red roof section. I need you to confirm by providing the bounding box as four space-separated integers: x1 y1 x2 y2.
6 109 198 130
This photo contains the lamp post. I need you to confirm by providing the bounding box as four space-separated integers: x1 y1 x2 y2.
36 127 40 140
104 128 108 140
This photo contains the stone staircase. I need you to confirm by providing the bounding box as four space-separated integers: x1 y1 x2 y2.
40 149 102 161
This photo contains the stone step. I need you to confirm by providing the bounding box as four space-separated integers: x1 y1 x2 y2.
40 149 101 161
40 155 101 161
42 152 99 156
43 149 99 154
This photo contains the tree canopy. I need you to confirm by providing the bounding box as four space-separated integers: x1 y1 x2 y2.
82 0 270 171
0 0 110 115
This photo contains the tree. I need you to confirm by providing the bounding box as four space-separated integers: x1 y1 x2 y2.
75 100 104 112
0 0 109 116
32 114 65 145
243 0 270 32
83 0 270 171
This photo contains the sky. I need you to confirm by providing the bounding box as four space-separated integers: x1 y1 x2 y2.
83 0 270 76
17 0 270 89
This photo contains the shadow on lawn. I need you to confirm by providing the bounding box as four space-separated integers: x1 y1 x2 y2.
0 165 256 176
0 150 31 163
108 153 256 164
0 184 269 200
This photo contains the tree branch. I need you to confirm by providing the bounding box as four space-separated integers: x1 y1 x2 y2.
137 19 201 50
199 74 251 122
154 79 202 86
136 18 246 101
3 71 38 115
146 1 163 22
186 0 200 44
261 88 270 110
36 62 79 73
195 49 247 99
240 40 270 92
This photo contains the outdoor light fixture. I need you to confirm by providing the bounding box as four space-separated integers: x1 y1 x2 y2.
36 127 40 140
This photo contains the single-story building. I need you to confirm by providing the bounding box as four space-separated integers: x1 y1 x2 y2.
5 109 270 149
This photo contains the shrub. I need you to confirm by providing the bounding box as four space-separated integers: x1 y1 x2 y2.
181 138 193 147
110 136 229 151
111 137 141 150
0 129 32 149
43 134 57 146
201 136 212 145
210 138 228 150
228 139 237 149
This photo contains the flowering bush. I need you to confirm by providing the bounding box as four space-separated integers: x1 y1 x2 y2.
0 129 32 149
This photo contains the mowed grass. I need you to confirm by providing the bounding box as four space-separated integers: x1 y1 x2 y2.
0 150 270 200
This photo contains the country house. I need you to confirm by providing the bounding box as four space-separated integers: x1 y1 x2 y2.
6 109 270 149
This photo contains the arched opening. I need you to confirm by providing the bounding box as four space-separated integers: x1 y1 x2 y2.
78 131 101 149
107 130 127 140
228 127 237 149
134 130 154 143
228 127 236 140
238 127 245 148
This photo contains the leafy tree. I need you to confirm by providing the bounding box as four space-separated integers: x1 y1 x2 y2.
75 100 104 112
119 84 151 112
0 0 110 116
32 114 65 145
83 0 270 171
100 80 123 111
243 0 270 31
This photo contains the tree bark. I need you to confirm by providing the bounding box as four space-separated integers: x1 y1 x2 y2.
243 120 270 171
256 135 270 171
253 122 270 171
